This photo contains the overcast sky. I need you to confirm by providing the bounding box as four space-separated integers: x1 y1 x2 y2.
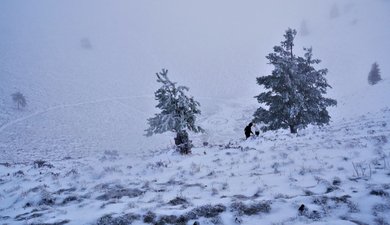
1 0 389 104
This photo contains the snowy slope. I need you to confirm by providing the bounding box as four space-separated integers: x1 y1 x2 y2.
0 0 390 224
1 108 389 225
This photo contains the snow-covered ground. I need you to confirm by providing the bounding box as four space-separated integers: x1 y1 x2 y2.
1 0 390 224
1 79 389 224
1 106 389 225
1 0 389 159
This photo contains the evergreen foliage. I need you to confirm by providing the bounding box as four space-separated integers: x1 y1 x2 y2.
11 91 27 109
145 69 204 154
253 28 337 134
368 62 382 85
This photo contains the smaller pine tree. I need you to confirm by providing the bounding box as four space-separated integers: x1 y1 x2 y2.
11 92 27 110
368 62 382 85
145 69 204 154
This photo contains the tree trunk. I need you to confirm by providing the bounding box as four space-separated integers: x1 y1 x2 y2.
289 125 297 134
174 131 192 154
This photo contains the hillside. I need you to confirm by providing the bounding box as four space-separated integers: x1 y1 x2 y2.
1 107 389 225
0 0 390 224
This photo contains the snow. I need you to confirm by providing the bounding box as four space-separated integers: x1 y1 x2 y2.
1 108 389 224
0 0 390 224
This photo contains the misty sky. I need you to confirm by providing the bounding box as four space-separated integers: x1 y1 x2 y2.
1 0 389 105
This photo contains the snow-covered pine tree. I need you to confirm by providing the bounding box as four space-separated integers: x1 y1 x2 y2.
11 91 27 110
368 62 382 85
253 28 337 134
145 69 204 154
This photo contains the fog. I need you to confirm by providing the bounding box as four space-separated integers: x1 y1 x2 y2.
2 0 388 101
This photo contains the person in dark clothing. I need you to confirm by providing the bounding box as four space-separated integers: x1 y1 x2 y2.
244 122 254 139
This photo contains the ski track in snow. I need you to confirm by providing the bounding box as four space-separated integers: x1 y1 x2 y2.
0 95 236 134
0 95 152 133
0 95 251 163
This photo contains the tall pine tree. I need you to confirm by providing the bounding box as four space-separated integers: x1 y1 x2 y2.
253 28 337 134
145 69 204 154
368 62 382 85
